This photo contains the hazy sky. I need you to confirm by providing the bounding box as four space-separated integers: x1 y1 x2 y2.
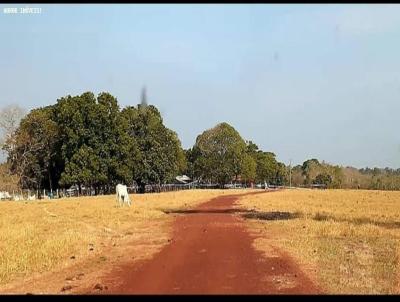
1 4 399 168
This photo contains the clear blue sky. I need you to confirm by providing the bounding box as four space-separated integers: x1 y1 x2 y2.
1 4 399 168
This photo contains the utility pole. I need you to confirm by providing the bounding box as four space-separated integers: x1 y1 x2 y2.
289 159 292 188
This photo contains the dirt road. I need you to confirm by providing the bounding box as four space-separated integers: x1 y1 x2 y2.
82 191 321 294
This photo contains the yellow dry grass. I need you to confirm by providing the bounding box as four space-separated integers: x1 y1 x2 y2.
0 189 246 287
237 189 400 294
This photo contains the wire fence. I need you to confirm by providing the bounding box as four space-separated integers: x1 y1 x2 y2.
0 182 288 201
0 183 226 201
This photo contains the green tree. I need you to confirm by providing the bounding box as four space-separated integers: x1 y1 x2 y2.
275 162 288 186
55 92 141 193
302 158 321 185
183 148 196 180
242 140 260 185
245 140 259 156
60 145 104 191
193 122 246 187
241 153 257 185
122 104 186 193
244 140 287 186
94 92 140 192
328 165 344 188
55 92 103 192
313 173 333 186
255 151 278 184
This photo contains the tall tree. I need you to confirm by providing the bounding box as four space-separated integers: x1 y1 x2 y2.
122 104 185 193
95 92 140 191
313 173 332 186
246 140 259 156
301 158 321 185
193 122 246 187
255 151 278 184
241 153 257 185
55 92 141 193
55 92 100 191
275 162 288 186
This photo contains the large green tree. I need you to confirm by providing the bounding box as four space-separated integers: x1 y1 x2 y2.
254 151 278 184
274 162 288 186
56 92 104 192
241 140 259 185
122 104 186 193
6 91 187 194
193 122 246 187
94 92 140 191
244 141 287 185
241 153 257 185
55 92 141 193
301 158 321 185
183 146 211 183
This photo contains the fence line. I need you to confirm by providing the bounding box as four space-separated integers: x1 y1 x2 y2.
1 182 272 201
0 184 195 200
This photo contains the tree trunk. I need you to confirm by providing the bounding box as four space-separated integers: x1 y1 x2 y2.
48 169 53 192
137 180 146 194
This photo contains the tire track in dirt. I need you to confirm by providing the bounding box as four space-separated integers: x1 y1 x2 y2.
82 191 322 294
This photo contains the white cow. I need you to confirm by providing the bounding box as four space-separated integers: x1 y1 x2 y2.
116 184 131 207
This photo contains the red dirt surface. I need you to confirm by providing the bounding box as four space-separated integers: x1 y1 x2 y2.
82 191 322 294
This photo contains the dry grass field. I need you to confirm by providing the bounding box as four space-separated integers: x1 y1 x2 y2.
2 188 398 294
237 189 400 294
0 189 248 290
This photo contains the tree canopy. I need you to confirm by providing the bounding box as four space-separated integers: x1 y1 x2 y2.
4 92 185 194
191 122 246 186
122 104 185 192
185 123 287 187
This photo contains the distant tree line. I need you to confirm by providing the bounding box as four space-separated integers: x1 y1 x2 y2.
289 159 400 190
1 92 399 193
